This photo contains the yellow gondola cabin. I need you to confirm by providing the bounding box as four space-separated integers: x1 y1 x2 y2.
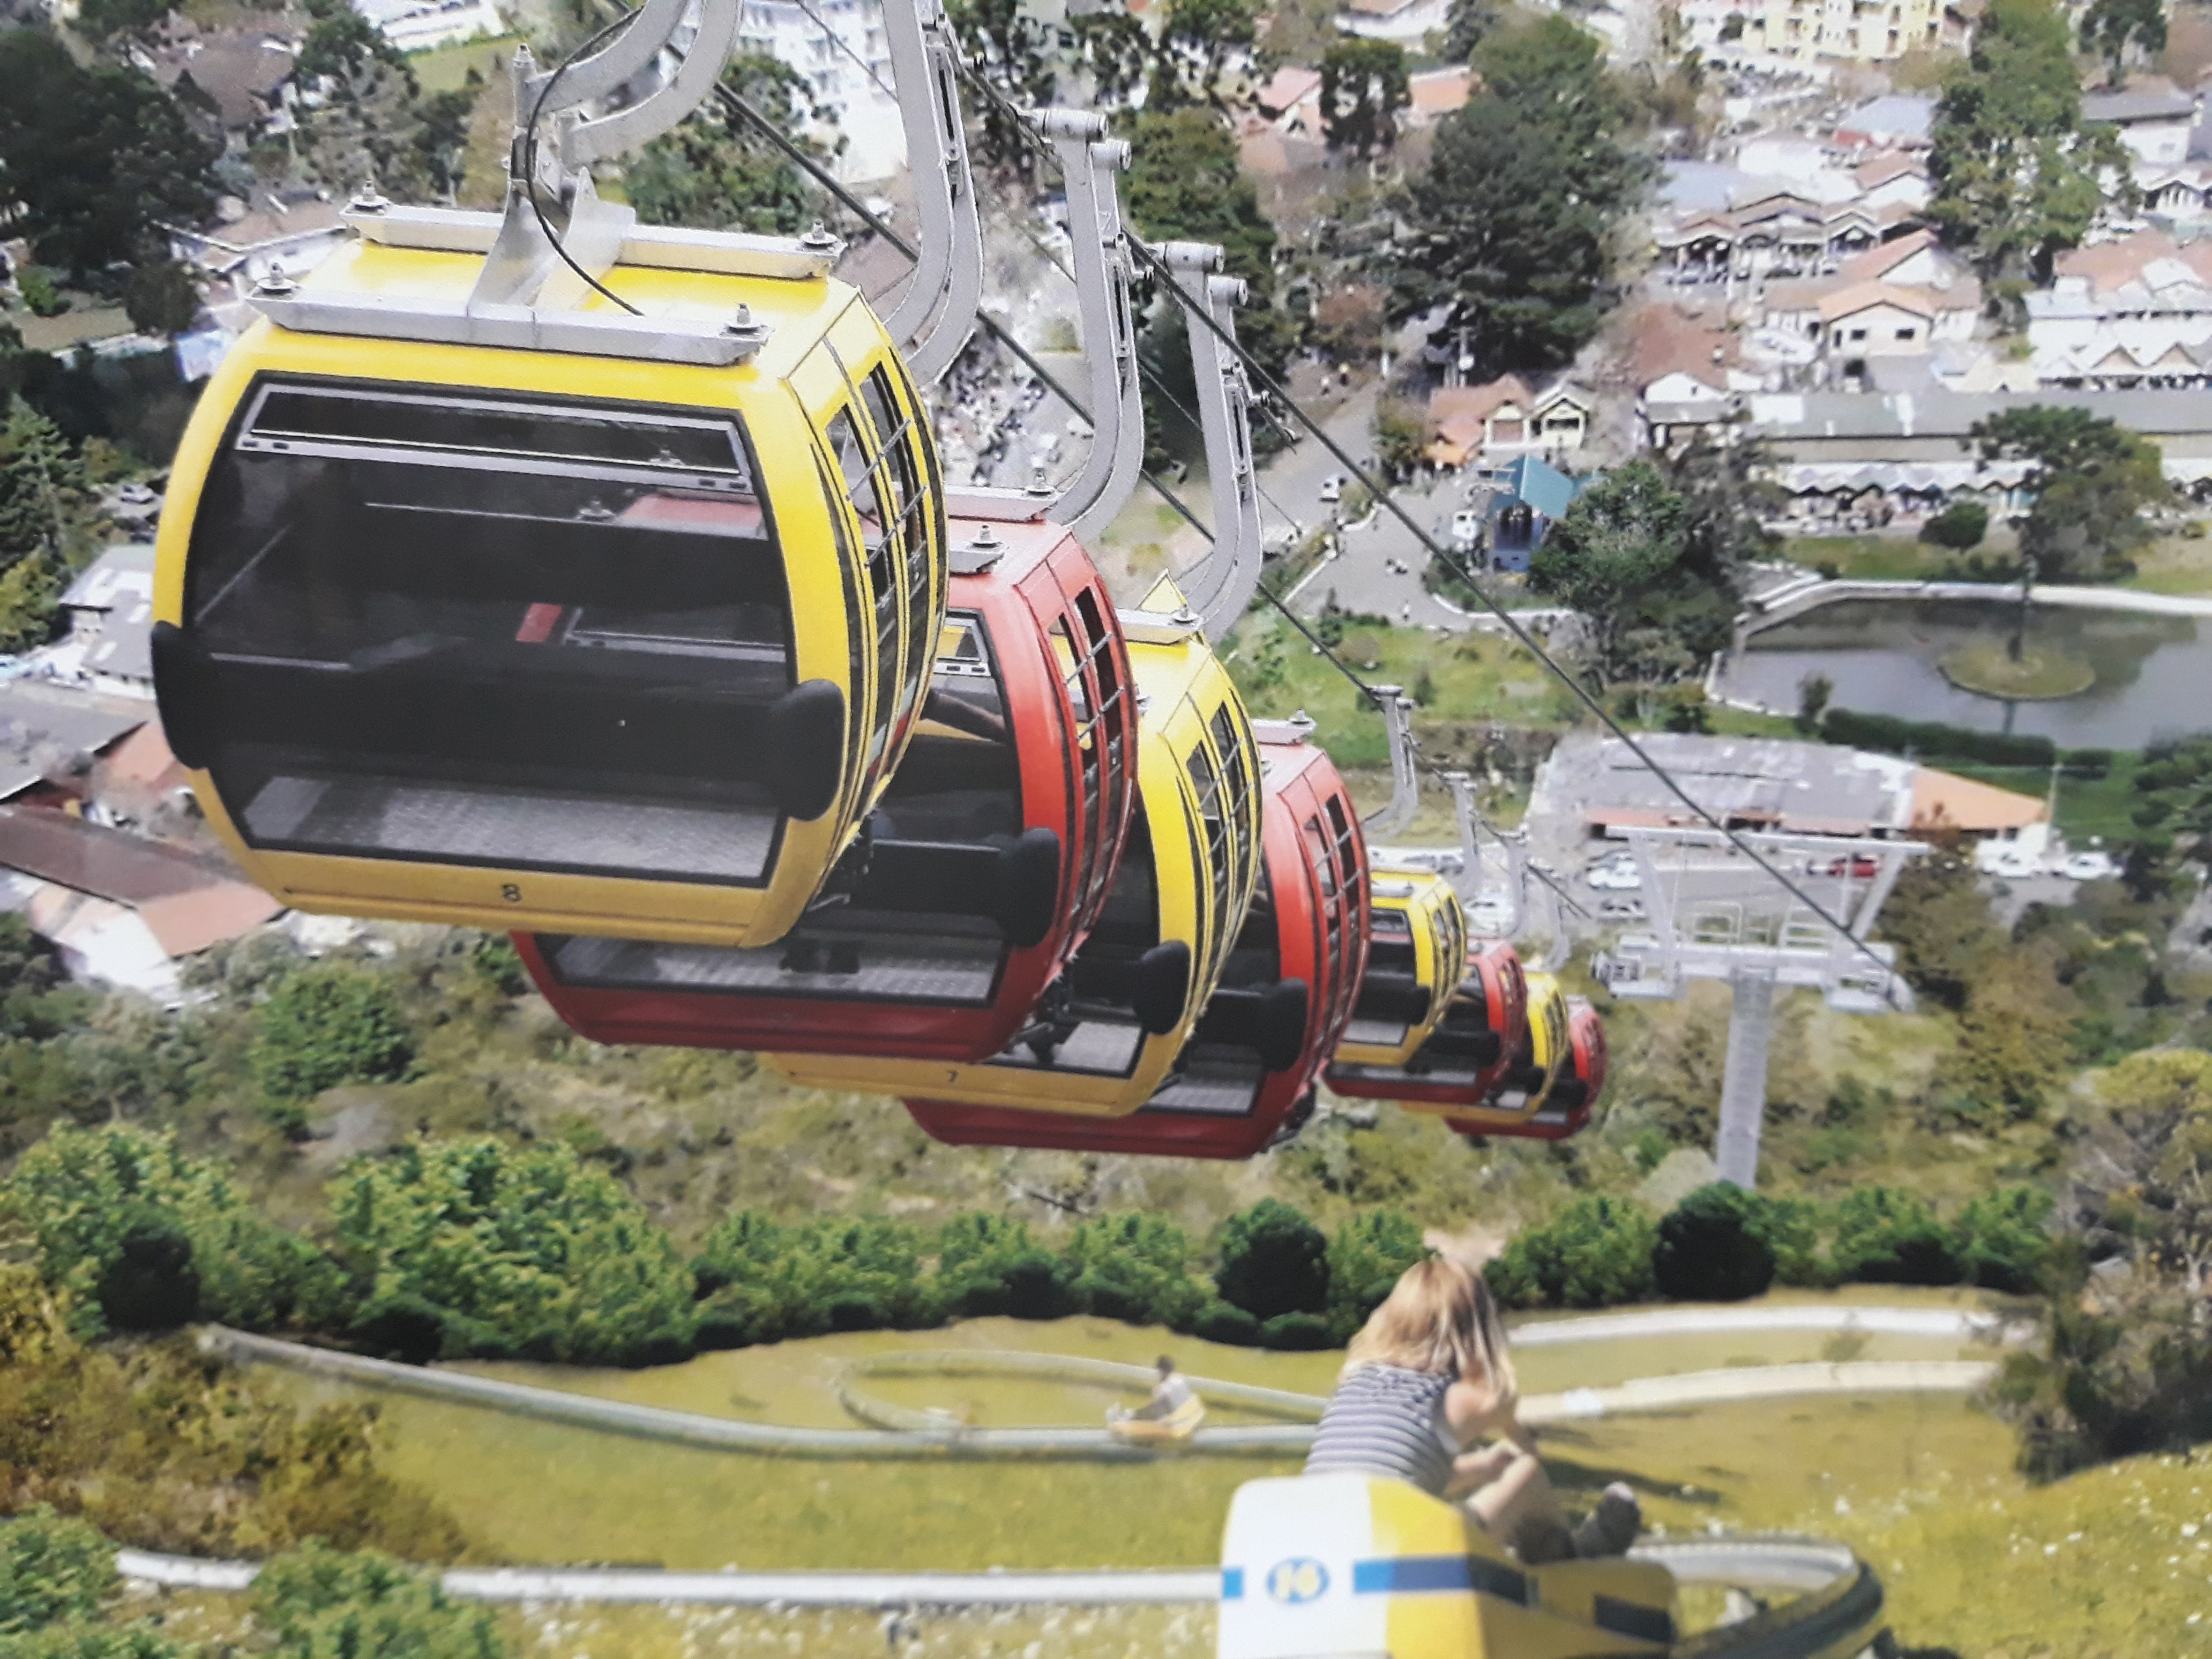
152 211 943 946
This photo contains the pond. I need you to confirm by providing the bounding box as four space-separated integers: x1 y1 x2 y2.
1720 598 2212 749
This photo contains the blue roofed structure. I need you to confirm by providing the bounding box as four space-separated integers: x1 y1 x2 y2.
1484 455 1586 573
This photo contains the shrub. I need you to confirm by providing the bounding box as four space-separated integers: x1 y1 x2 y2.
250 1542 502 1659
0 1508 113 1635
1761 1196 1829 1287
1955 1185 2054 1292
934 1214 1072 1320
1324 1209 1425 1340
1920 499 1988 549
1653 1184 1774 1302
93 1210 198 1332
1064 1213 1204 1328
250 965 415 1101
691 1210 931 1343
1486 1196 1657 1310
331 1138 696 1364
1187 1300 1261 1346
468 935 527 996
1821 708 2056 769
1213 1200 1329 1321
1259 1311 1337 1350
2 1124 346 1337
1830 1186 1961 1285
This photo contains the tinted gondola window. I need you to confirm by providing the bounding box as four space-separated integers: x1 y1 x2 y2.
183 379 793 884
1343 902 1419 1047
533 612 1023 1008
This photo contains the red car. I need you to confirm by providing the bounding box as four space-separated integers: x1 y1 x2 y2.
1822 854 1880 879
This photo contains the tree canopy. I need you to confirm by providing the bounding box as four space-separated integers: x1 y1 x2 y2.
1526 453 1748 684
0 31 219 279
1319 39 1409 158
1395 14 1647 377
1929 0 2129 287
2079 0 2166 84
626 57 824 236
1969 405 2168 580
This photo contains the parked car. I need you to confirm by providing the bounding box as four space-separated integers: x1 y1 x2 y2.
1318 474 1344 504
1588 858 1642 891
1821 855 1879 879
2061 850 2118 881
1598 897 1646 920
1451 509 1483 551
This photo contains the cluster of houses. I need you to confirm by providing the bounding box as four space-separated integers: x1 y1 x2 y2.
1415 62 2212 539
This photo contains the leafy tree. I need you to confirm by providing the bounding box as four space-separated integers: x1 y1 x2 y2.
0 1509 113 1636
934 1213 1072 1319
1528 457 1744 685
947 0 1061 167
250 964 416 1101
1486 1195 1657 1309
692 1211 931 1343
1071 10 1151 107
13 272 65 320
1932 943 2076 1124
1154 0 1262 109
250 1544 502 1659
2079 0 2166 83
1126 108 1292 459
0 31 219 279
1319 39 1409 157
1929 0 2131 287
0 401 81 572
1969 406 2167 581
1396 14 1647 377
3 1124 347 1336
408 88 477 202
1213 1199 1329 1321
74 0 171 44
1653 1184 1776 1302
1830 1186 1962 1284
1064 1212 1204 1327
1324 1209 1424 1338
1920 498 1989 549
122 263 199 339
93 1212 198 1333
1956 1185 2054 1292
332 1138 697 1363
1440 0 1504 62
626 58 823 236
1793 671 1833 734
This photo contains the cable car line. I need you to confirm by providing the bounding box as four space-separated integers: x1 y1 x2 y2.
712 50 1583 941
521 7 648 316
935 57 1903 988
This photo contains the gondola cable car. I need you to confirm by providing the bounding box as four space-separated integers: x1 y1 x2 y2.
907 712 1370 1157
771 576 1262 1117
152 0 945 947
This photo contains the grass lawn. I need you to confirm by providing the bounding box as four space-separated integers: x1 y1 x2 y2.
1784 534 1964 582
409 32 524 93
2124 533 2212 597
1936 754 2142 847
1224 614 1585 767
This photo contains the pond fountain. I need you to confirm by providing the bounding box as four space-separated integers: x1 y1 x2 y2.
1719 597 2212 749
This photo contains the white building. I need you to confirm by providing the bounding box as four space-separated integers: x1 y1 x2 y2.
739 0 905 182
349 0 505 53
2081 85 2199 167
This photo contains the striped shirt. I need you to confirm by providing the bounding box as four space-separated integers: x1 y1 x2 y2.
1302 1364 1457 1496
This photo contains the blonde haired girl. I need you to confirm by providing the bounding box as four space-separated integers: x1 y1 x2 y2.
1303 1254 1638 1563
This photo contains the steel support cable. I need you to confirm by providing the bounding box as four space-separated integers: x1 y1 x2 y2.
718 57 1578 926
777 0 1310 527
940 58 1903 987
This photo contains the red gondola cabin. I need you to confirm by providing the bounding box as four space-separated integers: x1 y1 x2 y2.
903 719 1370 1158
514 503 1134 1062
1447 995 1607 1142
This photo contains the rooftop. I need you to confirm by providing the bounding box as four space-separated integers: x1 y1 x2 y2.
0 682 147 801
2081 88 2198 125
1537 731 1918 838
0 806 280 957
